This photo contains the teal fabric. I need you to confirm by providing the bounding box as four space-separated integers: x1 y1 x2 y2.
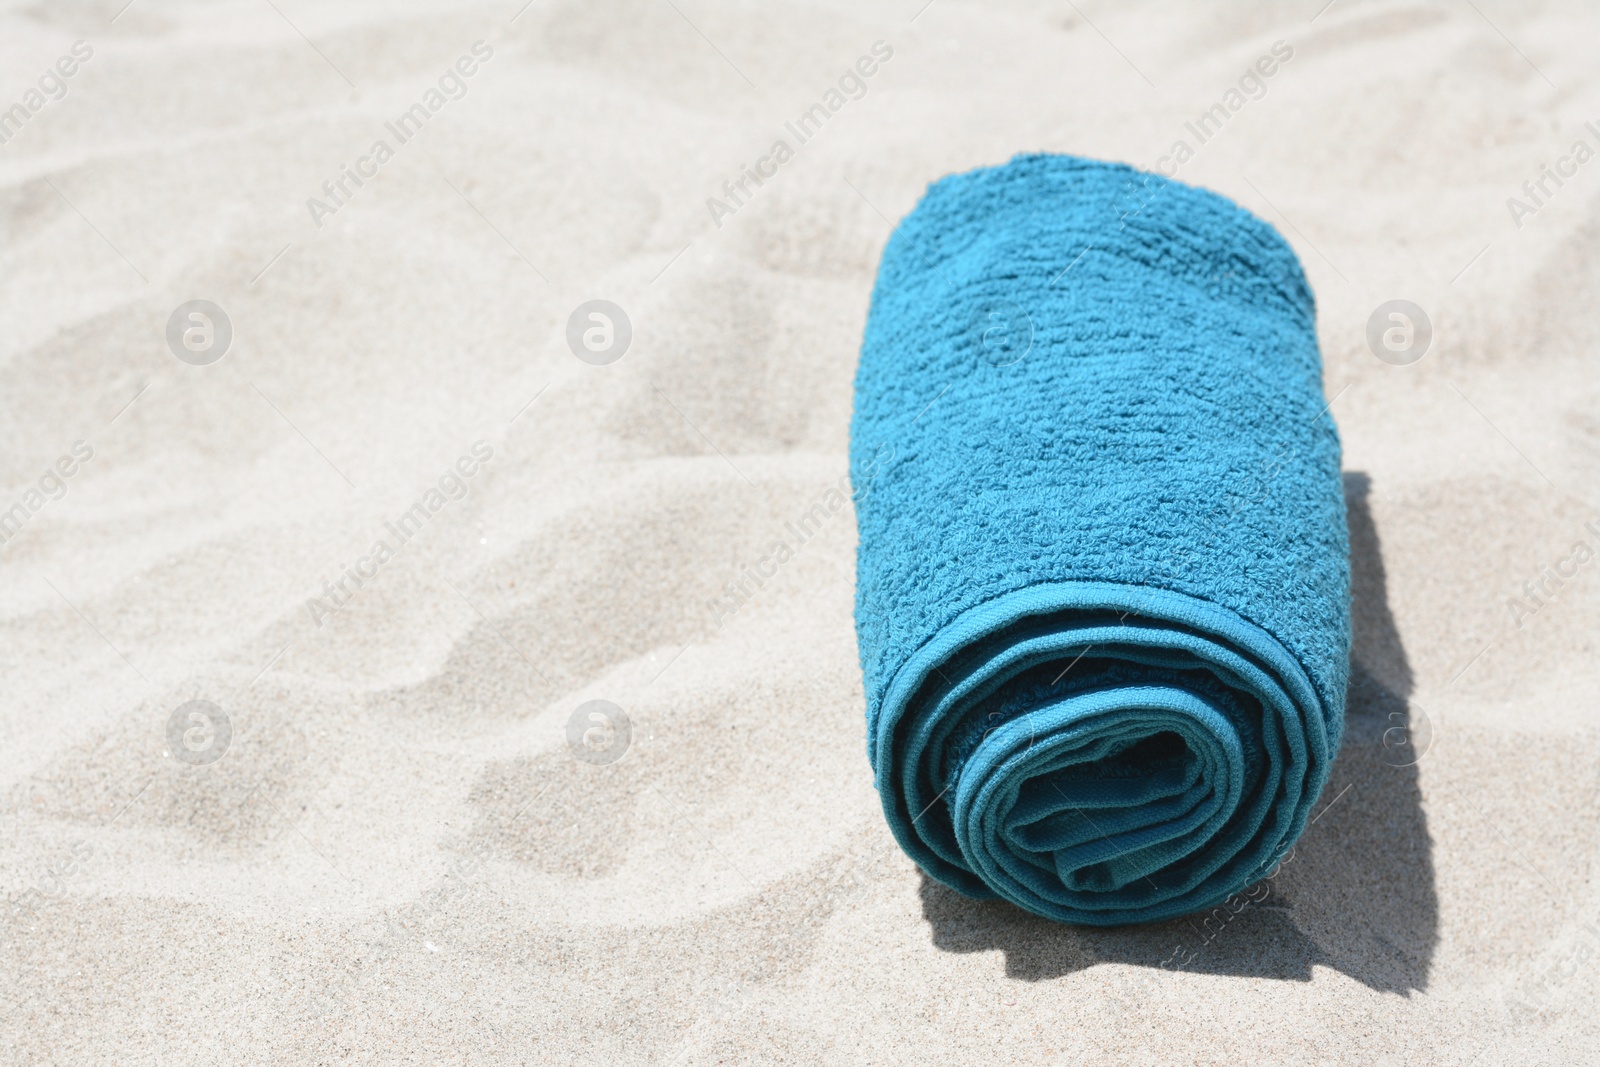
849 154 1349 925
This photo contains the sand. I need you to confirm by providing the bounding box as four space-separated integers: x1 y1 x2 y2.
2 0 1598 1063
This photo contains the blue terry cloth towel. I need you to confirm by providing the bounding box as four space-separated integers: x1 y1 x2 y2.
849 154 1349 926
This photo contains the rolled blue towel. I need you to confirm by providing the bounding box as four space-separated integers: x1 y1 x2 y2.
850 154 1348 926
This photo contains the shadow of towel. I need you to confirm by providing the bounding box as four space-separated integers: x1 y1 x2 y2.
918 471 1438 992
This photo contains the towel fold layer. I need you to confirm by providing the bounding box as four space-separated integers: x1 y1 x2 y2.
850 154 1349 925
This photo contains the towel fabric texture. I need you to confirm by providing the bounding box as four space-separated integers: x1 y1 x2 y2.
849 154 1349 925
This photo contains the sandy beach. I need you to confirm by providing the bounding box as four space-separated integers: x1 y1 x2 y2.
2 1 1598 1062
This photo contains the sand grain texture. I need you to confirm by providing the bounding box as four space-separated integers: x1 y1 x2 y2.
1 1 1597 1064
